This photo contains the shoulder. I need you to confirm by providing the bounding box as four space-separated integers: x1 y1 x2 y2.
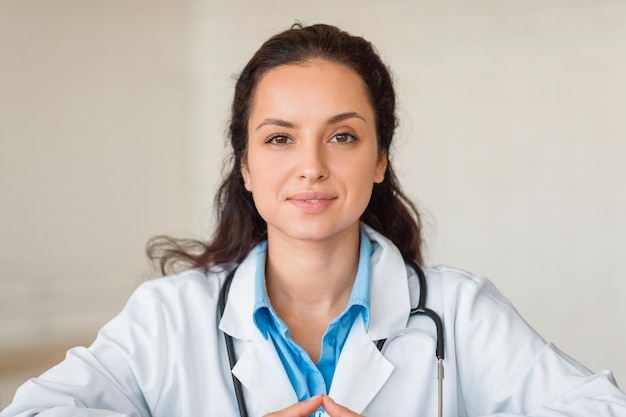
423 264 487 286
94 264 237 350
421 265 545 350
422 265 511 306
123 265 234 316
417 265 535 337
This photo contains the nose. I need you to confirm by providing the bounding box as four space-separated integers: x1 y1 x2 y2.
297 140 329 182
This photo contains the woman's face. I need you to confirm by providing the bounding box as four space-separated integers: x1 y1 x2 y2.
242 60 387 245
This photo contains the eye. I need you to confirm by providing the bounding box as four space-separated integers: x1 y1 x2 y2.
329 132 357 143
265 135 293 146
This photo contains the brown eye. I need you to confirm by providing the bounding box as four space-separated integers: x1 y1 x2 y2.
330 132 356 143
265 135 293 145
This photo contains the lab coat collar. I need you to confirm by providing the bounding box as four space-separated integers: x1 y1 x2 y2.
217 224 412 412
219 225 412 341
218 244 260 340
362 224 413 341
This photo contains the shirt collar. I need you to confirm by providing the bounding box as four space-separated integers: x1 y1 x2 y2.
252 228 374 337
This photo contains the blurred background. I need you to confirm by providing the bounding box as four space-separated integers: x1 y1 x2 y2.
1 0 625 408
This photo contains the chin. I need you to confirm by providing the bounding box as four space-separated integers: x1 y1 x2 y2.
269 221 360 244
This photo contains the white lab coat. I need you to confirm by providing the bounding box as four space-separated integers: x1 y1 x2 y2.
2 225 626 417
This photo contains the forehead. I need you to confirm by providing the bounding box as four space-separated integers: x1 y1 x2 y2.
249 60 374 123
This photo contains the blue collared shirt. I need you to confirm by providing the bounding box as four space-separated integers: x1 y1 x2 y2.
252 229 373 401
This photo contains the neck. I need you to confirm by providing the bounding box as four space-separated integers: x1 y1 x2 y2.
265 223 361 317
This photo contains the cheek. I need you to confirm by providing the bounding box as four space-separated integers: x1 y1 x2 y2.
339 157 380 195
247 156 273 178
243 158 284 209
241 148 271 190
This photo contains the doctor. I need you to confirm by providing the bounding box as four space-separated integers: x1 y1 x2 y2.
2 23 626 417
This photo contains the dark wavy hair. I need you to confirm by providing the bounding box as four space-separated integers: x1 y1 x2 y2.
147 23 423 275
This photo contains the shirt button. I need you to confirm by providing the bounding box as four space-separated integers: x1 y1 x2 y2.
314 409 329 417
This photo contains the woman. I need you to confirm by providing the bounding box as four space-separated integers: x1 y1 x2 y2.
2 23 626 417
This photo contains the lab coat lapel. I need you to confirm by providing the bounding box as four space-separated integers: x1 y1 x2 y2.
218 245 298 413
329 316 395 414
329 226 413 413
231 332 298 412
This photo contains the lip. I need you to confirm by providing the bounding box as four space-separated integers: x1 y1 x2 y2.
286 191 337 214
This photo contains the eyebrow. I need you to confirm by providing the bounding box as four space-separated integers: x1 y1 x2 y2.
327 111 366 125
255 118 296 131
254 112 367 131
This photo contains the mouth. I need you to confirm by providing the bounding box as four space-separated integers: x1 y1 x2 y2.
287 191 336 201
287 192 336 214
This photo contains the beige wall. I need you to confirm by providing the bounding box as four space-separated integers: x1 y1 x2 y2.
0 1 186 405
1 0 625 407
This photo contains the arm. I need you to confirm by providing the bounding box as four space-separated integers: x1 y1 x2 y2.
0 283 165 417
452 273 626 416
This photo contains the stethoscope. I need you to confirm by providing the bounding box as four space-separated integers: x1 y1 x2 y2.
218 258 445 417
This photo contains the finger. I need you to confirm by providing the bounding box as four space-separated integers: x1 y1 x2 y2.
264 395 324 417
321 395 363 416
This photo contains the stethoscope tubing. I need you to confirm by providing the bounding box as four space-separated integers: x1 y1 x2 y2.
219 270 249 417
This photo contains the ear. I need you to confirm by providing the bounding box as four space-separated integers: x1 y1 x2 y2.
374 151 388 184
241 163 252 191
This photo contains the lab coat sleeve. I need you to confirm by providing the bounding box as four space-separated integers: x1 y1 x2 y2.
451 273 626 416
0 282 166 417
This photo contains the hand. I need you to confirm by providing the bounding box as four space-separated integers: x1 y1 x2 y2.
264 395 324 417
321 395 363 417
